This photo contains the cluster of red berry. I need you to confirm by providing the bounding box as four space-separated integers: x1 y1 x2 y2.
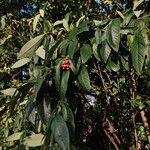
60 59 70 71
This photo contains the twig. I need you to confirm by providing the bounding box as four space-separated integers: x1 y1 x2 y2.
130 69 141 150
140 110 150 144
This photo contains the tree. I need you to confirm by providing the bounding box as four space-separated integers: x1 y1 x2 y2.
0 0 150 149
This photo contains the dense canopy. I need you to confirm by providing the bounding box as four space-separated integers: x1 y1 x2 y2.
0 0 150 149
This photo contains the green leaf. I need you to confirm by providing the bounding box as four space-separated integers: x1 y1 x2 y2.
77 21 89 35
6 132 23 142
36 83 51 125
67 39 78 58
35 45 45 59
23 134 44 147
59 39 69 55
76 15 85 27
69 59 76 74
78 66 91 92
51 114 70 150
123 13 133 25
0 88 17 96
121 56 129 71
131 30 146 75
95 28 102 45
45 39 61 62
93 43 101 61
17 34 45 59
33 14 40 31
55 58 63 91
39 9 44 17
107 57 120 72
11 58 30 68
68 28 78 39
100 41 111 63
107 18 121 52
61 104 75 130
80 44 92 64
60 71 70 99
32 70 48 99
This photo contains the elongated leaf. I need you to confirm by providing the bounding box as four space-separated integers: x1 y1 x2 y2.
54 20 63 26
77 21 89 35
45 39 61 62
18 34 45 59
63 19 69 31
95 28 102 45
36 45 45 59
60 71 70 99
55 59 63 91
107 18 121 52
36 83 51 125
76 15 85 27
107 57 120 72
69 59 76 74
59 39 69 55
33 14 40 31
123 13 133 25
39 9 44 17
23 134 44 147
6 132 23 142
68 28 78 39
80 44 92 64
133 0 144 10
34 71 48 97
93 43 100 61
78 66 91 92
100 41 111 63
0 88 17 96
131 30 146 75
11 58 30 68
67 39 78 58
61 104 75 130
51 114 70 150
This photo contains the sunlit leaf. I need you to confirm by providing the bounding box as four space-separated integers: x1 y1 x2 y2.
11 58 30 68
63 18 69 31
18 34 45 59
23 134 44 147
33 14 40 31
39 9 44 17
54 20 63 26
76 15 85 27
6 132 23 142
134 10 142 18
133 0 144 10
36 45 45 59
0 88 17 96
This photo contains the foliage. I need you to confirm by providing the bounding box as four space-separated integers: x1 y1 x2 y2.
0 0 150 150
